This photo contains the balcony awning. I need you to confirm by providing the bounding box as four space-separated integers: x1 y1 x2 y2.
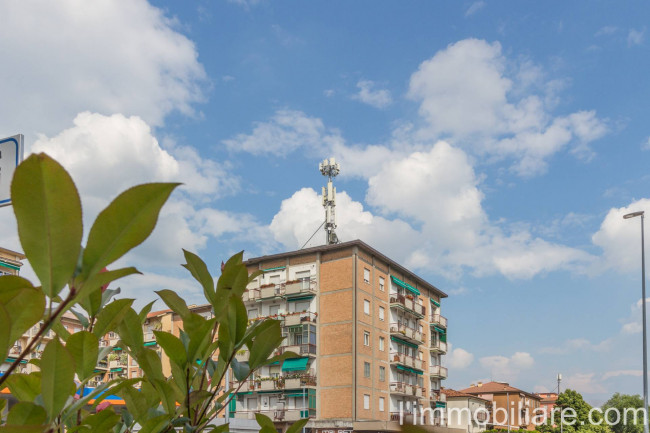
0 261 20 271
286 295 314 302
110 367 122 372
144 341 157 347
430 298 440 307
433 326 446 334
282 357 309 372
390 336 418 349
390 276 420 296
263 266 286 272
436 401 446 408
5 357 27 364
396 365 423 375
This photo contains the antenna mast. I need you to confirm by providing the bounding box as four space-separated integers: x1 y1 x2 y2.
319 158 340 245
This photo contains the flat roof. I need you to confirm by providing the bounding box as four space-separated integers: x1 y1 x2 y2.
244 239 447 298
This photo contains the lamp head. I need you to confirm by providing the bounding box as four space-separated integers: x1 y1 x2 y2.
623 211 645 219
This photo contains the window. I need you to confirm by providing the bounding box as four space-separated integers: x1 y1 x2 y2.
364 362 370 377
364 331 370 346
379 306 385 321
364 394 370 410
379 397 385 412
379 366 385 382
269 305 280 316
295 300 310 312
248 309 258 319
364 299 370 315
379 277 385 291
364 268 370 284
379 337 385 351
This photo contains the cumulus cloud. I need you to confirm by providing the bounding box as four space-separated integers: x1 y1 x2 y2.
628 28 646 46
479 352 534 382
407 39 607 176
447 347 475 369
592 199 650 272
0 0 205 138
352 80 393 109
620 297 650 335
223 110 343 156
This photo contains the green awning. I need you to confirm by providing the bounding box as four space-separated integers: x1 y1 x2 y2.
144 341 157 347
430 298 440 307
285 392 308 397
433 326 446 334
263 266 286 272
110 367 122 372
391 276 420 296
0 261 20 271
436 402 447 408
286 295 314 302
93 369 104 373
112 347 122 351
282 357 309 372
5 358 27 364
395 365 423 375
390 336 419 349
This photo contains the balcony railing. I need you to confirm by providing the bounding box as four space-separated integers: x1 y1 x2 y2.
430 390 447 402
283 311 317 327
390 382 423 397
275 343 317 356
430 314 447 328
143 331 156 342
245 278 317 302
390 322 425 344
284 278 317 298
231 374 317 392
429 365 448 378
8 345 21 356
430 339 447 353
390 294 425 318
259 284 283 300
233 409 315 422
390 352 424 370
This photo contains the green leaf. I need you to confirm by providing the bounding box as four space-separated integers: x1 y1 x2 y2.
227 295 248 346
119 386 151 423
138 300 157 324
11 153 82 298
0 276 34 303
5 287 45 344
0 303 10 360
75 268 140 314
66 331 99 380
5 373 41 401
135 348 164 383
0 425 48 432
93 299 134 339
79 408 120 433
138 414 172 433
286 418 310 433
6 402 47 426
82 183 179 278
230 357 250 382
152 331 187 368
40 339 75 419
255 413 278 433
247 320 284 371
115 308 143 350
182 249 217 306
155 289 190 319
69 309 89 329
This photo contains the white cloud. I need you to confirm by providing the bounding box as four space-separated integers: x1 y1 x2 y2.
465 1 486 17
479 352 534 382
352 80 393 109
620 297 650 335
0 0 205 138
592 199 650 272
641 137 650 151
448 347 475 369
407 39 607 176
562 373 606 394
628 28 646 46
223 110 342 156
595 26 618 37
602 370 642 381
539 338 613 354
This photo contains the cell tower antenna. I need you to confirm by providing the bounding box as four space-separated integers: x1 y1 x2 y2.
319 158 340 245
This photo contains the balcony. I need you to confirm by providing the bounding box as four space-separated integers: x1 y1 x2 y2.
390 382 422 397
430 314 447 328
143 331 156 342
390 294 425 318
275 343 317 357
235 349 250 362
283 311 317 327
234 409 314 422
430 390 446 403
8 345 21 356
243 288 260 302
259 284 283 300
429 339 447 354
390 352 424 370
108 359 127 369
284 278 316 298
429 365 448 379
390 322 425 345
279 374 317 389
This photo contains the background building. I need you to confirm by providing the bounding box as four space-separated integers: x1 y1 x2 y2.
535 392 557 419
442 388 489 433
0 247 25 276
460 382 541 431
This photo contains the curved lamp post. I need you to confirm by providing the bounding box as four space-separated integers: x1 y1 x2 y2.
624 210 648 433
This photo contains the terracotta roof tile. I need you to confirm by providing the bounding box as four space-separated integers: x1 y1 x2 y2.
459 381 540 399
442 388 490 401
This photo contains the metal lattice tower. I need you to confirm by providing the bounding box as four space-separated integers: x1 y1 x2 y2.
319 158 340 245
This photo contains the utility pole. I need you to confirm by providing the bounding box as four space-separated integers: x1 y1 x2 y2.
319 158 340 245
558 374 562 433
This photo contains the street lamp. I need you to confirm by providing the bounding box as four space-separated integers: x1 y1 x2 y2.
623 210 648 433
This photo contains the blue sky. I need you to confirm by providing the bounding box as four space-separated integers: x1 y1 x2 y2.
1 0 650 405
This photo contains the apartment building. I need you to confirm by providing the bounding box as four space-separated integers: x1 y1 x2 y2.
0 247 25 276
460 382 541 431
534 392 557 418
231 239 449 433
